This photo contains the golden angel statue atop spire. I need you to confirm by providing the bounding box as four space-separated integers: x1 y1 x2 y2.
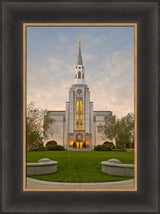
78 38 81 47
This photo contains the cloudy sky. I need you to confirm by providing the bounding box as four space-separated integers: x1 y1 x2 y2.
27 26 134 119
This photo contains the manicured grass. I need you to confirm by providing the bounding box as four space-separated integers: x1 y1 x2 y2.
27 151 134 182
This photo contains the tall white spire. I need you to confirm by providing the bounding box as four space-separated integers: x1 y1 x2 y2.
74 39 86 85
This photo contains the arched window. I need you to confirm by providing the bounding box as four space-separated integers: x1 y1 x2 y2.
78 71 81 79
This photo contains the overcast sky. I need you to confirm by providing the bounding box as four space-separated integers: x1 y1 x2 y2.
27 26 134 119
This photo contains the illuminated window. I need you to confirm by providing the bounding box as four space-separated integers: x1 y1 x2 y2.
80 99 83 130
76 100 79 130
85 136 90 146
69 136 74 146
76 98 83 130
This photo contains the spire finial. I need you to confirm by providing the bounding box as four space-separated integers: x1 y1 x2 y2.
78 38 81 47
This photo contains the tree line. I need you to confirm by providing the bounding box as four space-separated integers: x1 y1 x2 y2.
97 112 134 148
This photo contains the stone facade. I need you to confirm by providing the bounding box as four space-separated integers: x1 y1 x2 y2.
44 42 115 150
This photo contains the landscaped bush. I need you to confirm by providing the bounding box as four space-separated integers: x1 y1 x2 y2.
30 146 47 151
94 145 112 151
83 142 86 148
73 142 76 148
126 143 131 148
47 144 65 151
46 140 57 147
110 144 126 152
103 141 115 149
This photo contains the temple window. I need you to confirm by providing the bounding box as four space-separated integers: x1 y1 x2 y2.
76 98 83 130
85 136 90 146
69 136 74 146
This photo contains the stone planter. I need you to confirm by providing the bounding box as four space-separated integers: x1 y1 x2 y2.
101 159 134 177
27 158 58 176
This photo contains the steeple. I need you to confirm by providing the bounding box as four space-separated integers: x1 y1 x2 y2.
77 38 83 65
74 39 86 85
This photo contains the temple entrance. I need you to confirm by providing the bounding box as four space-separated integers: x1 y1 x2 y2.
76 142 83 149
76 133 83 149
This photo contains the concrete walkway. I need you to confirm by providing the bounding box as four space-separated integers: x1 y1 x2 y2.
26 177 135 190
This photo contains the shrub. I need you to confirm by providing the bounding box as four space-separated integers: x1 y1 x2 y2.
106 147 112 151
46 140 57 149
94 145 112 151
30 146 47 151
103 141 114 149
116 145 125 149
111 144 126 151
83 142 86 148
47 145 65 151
112 145 115 149
73 142 76 148
40 142 44 147
126 143 131 148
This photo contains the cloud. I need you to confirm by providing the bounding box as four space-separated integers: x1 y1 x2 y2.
27 57 72 111
27 27 134 118
86 65 134 119
27 52 134 119
106 50 134 77
83 54 95 60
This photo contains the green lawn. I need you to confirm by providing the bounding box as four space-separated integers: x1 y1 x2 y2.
27 151 134 182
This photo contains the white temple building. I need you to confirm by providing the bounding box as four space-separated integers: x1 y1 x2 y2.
44 40 115 150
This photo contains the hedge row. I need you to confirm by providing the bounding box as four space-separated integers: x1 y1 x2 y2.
94 145 112 151
30 145 65 151
47 145 65 151
94 144 126 152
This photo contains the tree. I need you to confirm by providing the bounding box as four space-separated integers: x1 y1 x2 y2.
26 102 55 151
73 142 76 148
26 124 42 150
97 112 116 141
83 142 86 148
97 112 135 148
115 113 134 148
43 112 56 138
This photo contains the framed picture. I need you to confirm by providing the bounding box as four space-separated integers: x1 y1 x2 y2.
2 1 158 213
23 23 137 192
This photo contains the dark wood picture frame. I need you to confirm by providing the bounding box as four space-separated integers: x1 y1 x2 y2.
1 1 158 213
